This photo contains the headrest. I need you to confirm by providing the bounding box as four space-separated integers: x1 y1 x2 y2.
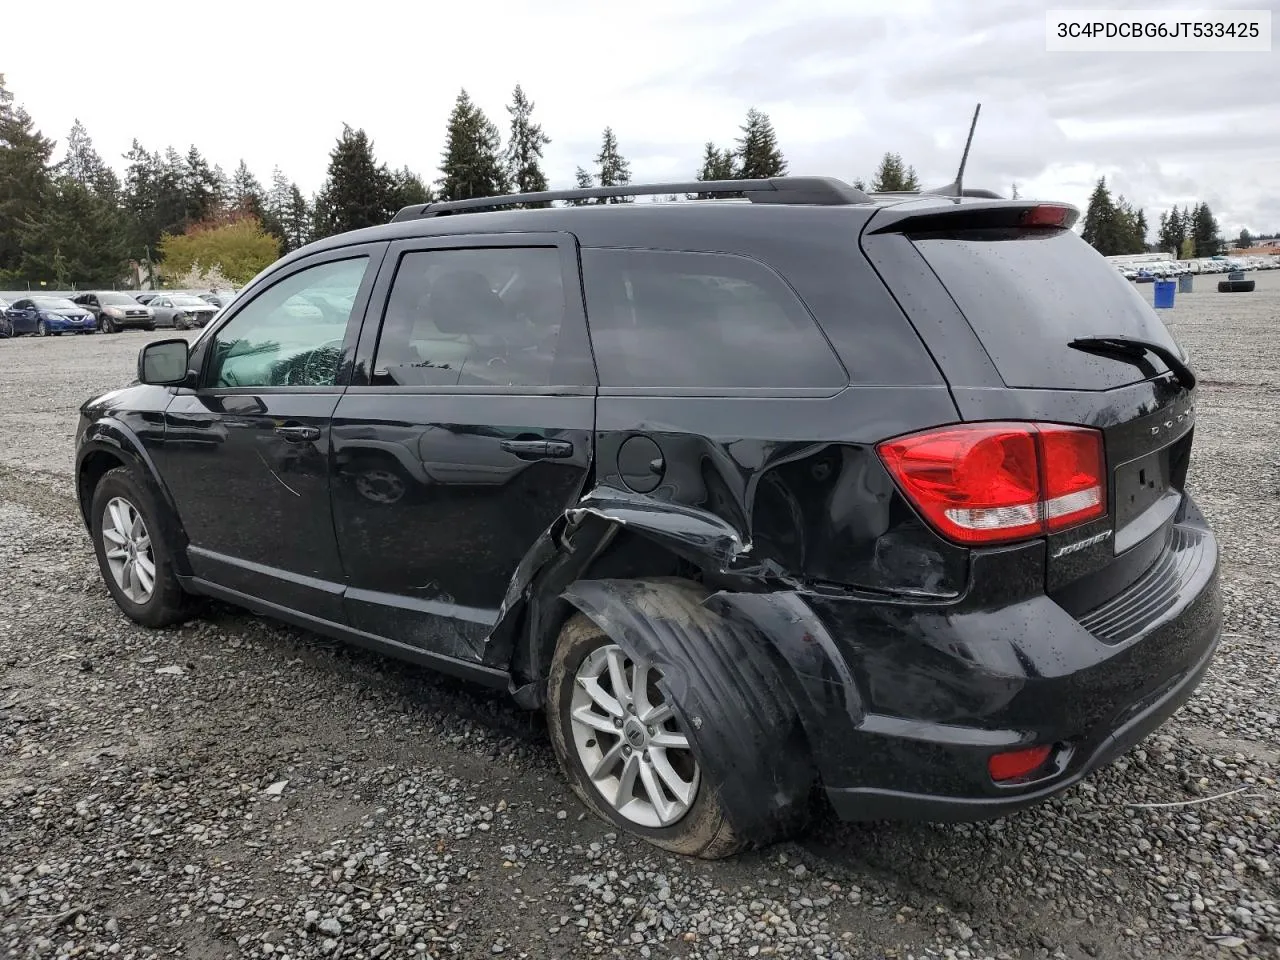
429 270 507 334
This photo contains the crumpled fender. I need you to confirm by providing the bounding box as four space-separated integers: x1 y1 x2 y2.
566 488 800 584
560 577 816 841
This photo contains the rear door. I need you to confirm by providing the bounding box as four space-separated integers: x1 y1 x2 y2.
332 233 596 661
863 206 1197 603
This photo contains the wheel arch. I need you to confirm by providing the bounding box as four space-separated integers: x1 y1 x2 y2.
555 576 817 841
77 422 193 577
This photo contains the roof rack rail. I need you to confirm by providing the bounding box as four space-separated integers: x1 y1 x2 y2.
391 176 870 222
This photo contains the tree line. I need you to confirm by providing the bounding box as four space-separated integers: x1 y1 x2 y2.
19 69 1248 288
1080 176 1233 258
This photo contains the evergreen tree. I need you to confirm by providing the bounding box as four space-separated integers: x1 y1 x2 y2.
735 108 787 179
870 152 919 192
314 124 395 238
503 84 550 201
1238 227 1253 249
388 166 433 211
62 119 118 199
182 145 222 226
1112 195 1147 254
851 177 867 191
1191 203 1221 257
230 159 264 217
594 127 631 202
438 89 507 202
1158 208 1183 256
567 166 595 206
0 74 56 279
283 185 312 252
19 175 130 286
694 141 738 199
1081 177 1117 253
260 165 291 247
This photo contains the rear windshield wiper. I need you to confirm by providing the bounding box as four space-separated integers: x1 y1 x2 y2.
1068 335 1196 391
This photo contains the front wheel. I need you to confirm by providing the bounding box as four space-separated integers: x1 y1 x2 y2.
99 315 115 334
36 320 47 337
90 466 191 628
546 614 745 859
173 313 189 331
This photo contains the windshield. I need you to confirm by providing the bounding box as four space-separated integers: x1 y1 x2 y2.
99 292 140 305
172 295 209 306
34 297 79 310
912 228 1183 391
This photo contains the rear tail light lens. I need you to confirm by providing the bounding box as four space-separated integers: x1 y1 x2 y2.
988 745 1053 782
1020 205 1073 227
877 422 1106 545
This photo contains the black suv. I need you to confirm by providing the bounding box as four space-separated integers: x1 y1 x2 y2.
75 177 1220 858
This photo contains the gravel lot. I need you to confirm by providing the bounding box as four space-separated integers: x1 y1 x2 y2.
1 273 1277 960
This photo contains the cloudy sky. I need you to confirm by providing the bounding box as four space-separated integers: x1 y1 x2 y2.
6 0 1278 235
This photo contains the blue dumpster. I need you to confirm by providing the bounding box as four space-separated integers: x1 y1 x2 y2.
1153 279 1176 309
1178 273 1194 293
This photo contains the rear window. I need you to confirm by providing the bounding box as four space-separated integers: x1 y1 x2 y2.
913 228 1183 391
581 248 846 390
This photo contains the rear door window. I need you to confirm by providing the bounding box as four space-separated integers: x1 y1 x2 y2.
580 248 847 390
913 228 1183 391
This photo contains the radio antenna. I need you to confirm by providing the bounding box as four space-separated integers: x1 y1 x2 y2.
952 102 981 197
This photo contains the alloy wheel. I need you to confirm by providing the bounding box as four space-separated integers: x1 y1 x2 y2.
101 496 156 604
36 320 47 337
569 644 700 828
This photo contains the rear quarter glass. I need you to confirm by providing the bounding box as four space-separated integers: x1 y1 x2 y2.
912 228 1184 391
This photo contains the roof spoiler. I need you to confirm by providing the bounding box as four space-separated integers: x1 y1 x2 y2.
867 200 1081 234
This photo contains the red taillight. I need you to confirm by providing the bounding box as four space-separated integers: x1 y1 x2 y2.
877 422 1106 545
1021 205 1072 227
988 745 1053 782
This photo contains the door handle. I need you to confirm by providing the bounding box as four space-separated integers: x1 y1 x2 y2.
500 439 575 459
275 424 320 442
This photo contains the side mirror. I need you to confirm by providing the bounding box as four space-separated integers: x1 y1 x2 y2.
138 338 191 385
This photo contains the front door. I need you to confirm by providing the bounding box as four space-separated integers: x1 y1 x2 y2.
157 246 385 620
331 234 596 661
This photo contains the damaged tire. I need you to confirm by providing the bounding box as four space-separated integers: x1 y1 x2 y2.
547 613 746 858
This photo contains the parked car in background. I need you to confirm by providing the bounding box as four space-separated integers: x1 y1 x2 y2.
198 291 236 309
6 296 97 336
134 292 160 305
72 292 154 333
148 293 219 329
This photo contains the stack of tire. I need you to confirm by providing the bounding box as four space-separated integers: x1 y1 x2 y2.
1219 271 1255 293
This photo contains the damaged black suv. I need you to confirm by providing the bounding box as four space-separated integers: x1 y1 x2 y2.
75 177 1220 858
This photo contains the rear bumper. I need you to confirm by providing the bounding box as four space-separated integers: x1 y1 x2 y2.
717 504 1221 822
824 618 1218 820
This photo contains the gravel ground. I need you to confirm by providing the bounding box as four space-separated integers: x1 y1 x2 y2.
0 273 1277 960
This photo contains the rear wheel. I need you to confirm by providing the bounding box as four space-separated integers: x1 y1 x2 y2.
90 466 191 628
546 614 744 858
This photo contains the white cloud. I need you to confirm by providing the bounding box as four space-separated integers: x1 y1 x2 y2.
6 0 1278 233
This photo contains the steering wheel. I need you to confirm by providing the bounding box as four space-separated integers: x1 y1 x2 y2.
274 337 345 386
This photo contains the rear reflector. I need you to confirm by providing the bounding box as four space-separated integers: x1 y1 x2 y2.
876 422 1106 545
988 745 1053 782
